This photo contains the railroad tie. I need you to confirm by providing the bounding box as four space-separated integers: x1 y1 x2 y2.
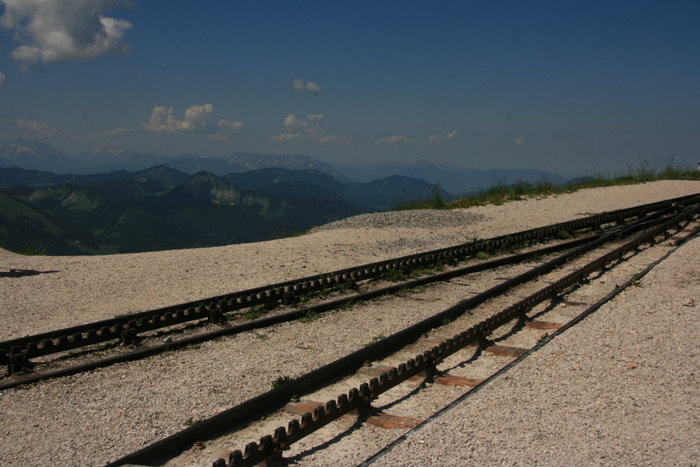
424 336 530 358
285 399 424 429
361 364 484 387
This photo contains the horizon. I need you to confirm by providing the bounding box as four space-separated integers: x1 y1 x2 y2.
0 1 699 178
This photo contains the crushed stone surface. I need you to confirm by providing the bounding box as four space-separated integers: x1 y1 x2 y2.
372 232 700 467
0 180 697 466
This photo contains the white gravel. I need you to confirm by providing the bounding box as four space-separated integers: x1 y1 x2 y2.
2 180 698 341
372 231 700 466
0 180 698 466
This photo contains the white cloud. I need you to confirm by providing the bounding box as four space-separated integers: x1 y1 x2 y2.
17 118 58 136
182 103 214 131
272 131 301 142
143 104 242 136
217 120 243 131
283 113 308 131
291 78 306 93
0 0 132 69
0 72 5 87
376 134 416 144
109 126 134 136
272 113 346 143
428 130 459 143
515 137 525 145
291 78 322 95
316 134 346 143
143 106 184 133
305 81 322 94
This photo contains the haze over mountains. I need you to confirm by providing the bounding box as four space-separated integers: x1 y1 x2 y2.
0 138 567 255
0 139 566 194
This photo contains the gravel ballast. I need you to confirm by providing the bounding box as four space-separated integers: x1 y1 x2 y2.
372 233 700 466
0 180 698 466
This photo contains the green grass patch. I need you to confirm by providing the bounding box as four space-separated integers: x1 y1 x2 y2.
393 183 450 211
393 157 699 212
298 310 320 323
242 303 276 320
475 251 490 260
271 375 293 389
364 334 386 347
381 268 408 282
184 417 205 427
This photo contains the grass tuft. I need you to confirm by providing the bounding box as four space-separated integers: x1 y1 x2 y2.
271 375 293 389
393 157 699 212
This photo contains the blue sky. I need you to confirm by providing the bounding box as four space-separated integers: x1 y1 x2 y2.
0 1 698 176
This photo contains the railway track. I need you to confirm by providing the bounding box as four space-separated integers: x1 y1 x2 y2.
1 195 693 390
98 197 700 466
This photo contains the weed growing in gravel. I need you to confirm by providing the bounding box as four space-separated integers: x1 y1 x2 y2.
337 281 355 292
271 376 293 389
298 287 332 304
537 332 550 344
364 334 386 347
242 310 262 320
557 229 571 239
475 251 490 260
409 267 432 278
184 417 205 427
506 239 535 253
340 300 361 310
298 310 320 323
381 268 408 282
242 303 276 320
253 332 268 340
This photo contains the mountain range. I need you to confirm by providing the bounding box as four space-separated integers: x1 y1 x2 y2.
0 138 568 255
0 138 566 194
0 164 452 255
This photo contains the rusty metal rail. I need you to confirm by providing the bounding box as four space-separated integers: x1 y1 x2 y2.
0 233 601 390
0 207 674 389
106 200 699 467
217 203 699 467
2 193 697 375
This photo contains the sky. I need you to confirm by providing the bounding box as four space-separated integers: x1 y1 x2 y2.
0 1 698 177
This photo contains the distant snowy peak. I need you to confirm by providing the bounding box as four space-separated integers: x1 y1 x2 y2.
226 151 351 181
0 138 76 173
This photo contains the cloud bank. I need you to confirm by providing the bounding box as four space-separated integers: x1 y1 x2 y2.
272 113 345 143
143 104 243 138
376 134 416 144
428 130 459 143
17 118 58 136
291 78 322 95
0 0 133 69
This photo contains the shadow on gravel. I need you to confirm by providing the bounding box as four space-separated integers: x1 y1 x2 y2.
285 411 370 465
0 269 59 278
